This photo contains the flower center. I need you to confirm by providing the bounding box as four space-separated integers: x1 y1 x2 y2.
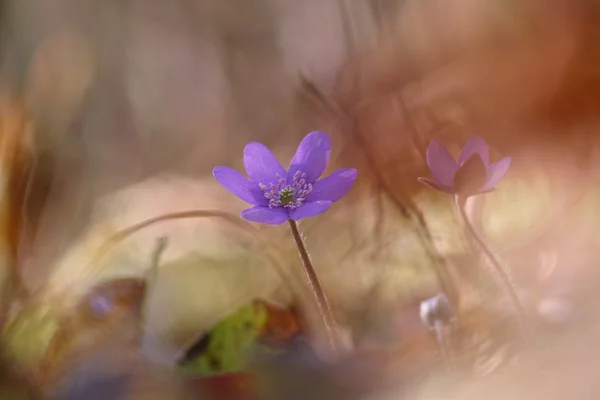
258 171 313 209
279 187 294 205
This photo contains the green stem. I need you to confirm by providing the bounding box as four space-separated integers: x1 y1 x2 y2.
287 219 342 355
454 195 533 346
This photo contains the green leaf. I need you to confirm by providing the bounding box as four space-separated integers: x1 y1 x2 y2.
181 301 269 376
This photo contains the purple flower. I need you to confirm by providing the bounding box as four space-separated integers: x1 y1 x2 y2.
213 131 358 225
418 136 511 197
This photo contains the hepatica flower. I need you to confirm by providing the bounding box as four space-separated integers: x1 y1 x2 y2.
418 136 511 197
213 131 358 225
419 136 532 342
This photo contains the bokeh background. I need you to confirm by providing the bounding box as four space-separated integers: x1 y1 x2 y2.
2 0 600 398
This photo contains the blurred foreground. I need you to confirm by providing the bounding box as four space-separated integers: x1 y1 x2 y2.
1 0 600 398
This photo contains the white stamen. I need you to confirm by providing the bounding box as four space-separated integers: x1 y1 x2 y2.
258 170 313 209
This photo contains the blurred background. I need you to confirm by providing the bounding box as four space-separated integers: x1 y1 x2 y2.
1 0 600 398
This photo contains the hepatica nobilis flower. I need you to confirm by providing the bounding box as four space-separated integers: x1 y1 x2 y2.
213 131 358 225
418 136 511 197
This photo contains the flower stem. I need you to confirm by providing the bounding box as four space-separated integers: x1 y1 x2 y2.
287 219 342 355
434 320 454 371
454 196 533 346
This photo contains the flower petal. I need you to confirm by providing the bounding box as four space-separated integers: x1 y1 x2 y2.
288 131 331 183
309 168 357 202
426 140 458 187
453 154 488 197
243 142 287 184
289 201 332 221
458 136 490 166
417 177 454 194
213 166 267 205
481 156 511 191
240 206 289 225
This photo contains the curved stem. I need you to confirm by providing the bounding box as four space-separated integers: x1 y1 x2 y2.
454 196 533 346
60 210 291 297
288 219 342 355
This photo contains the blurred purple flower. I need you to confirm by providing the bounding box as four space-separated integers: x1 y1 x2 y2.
420 293 453 329
418 136 511 197
213 131 358 225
